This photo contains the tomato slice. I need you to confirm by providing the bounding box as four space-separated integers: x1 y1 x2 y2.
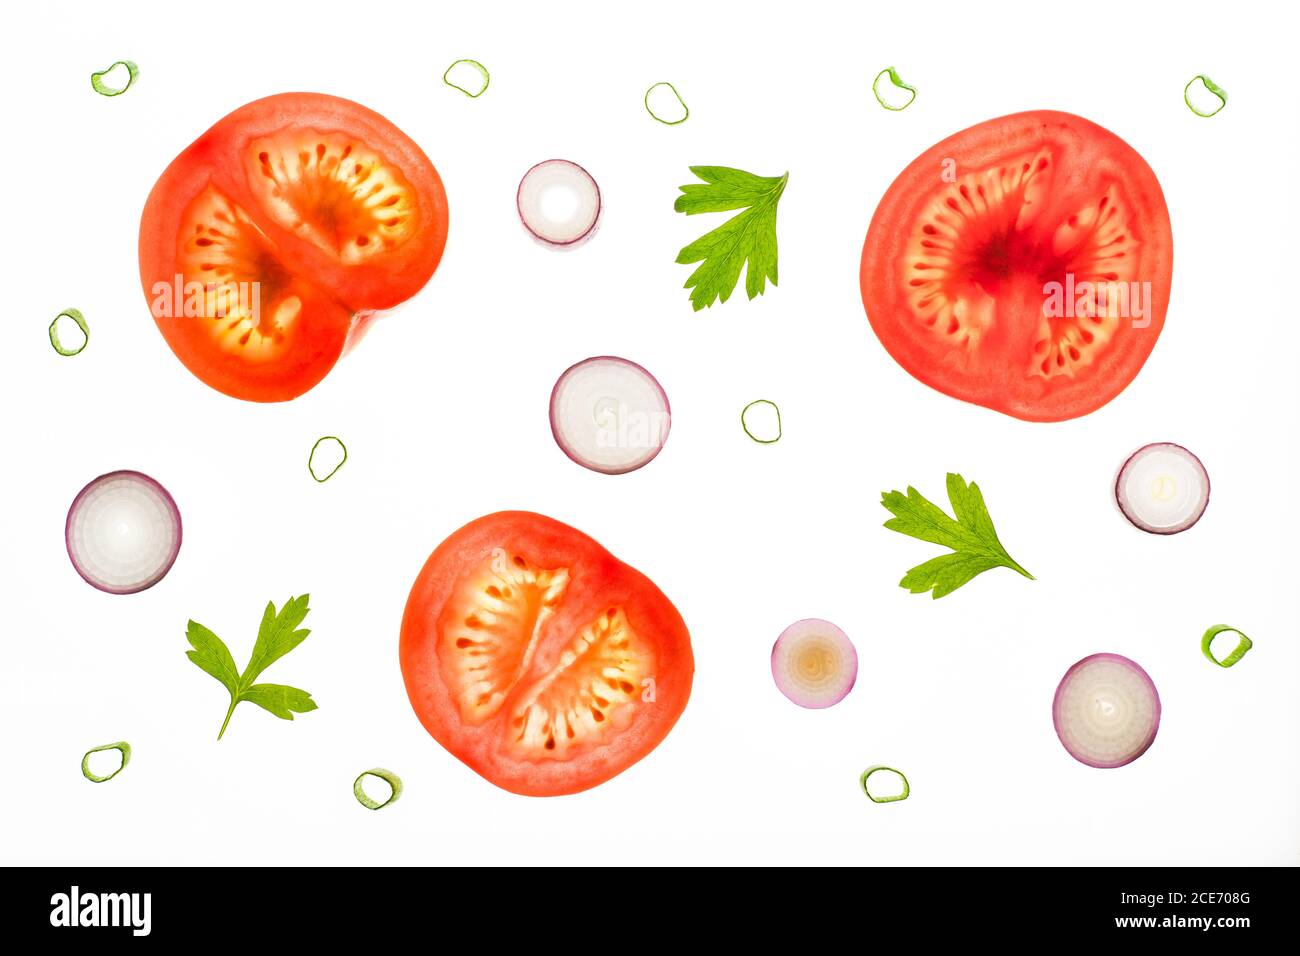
139 93 449 401
400 512 693 796
860 111 1173 422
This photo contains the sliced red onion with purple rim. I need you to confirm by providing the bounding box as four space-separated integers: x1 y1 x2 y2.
517 159 601 247
1053 653 1160 768
1115 442 1209 534
550 356 670 475
771 618 857 709
66 470 182 594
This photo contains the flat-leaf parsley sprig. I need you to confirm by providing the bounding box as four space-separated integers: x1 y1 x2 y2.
881 474 1033 598
186 594 319 739
674 166 788 311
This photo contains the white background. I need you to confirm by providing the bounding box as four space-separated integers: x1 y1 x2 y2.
1 0 1296 866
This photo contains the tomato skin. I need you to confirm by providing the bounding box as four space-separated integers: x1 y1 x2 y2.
860 111 1173 422
400 512 693 797
138 93 449 402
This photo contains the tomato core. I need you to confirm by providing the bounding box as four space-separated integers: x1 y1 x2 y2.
862 112 1172 421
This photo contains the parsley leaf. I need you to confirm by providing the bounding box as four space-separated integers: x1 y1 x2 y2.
185 595 318 739
881 474 1033 598
674 166 788 311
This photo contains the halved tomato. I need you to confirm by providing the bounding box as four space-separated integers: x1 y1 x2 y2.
139 93 448 402
400 512 693 796
860 111 1173 422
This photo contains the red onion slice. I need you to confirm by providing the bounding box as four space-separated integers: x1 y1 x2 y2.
1115 442 1209 534
1053 653 1160 768
771 618 857 709
517 160 601 247
550 356 670 474
66 470 182 594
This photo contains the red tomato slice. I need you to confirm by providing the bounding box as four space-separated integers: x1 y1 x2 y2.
139 93 448 402
860 111 1173 422
400 512 693 796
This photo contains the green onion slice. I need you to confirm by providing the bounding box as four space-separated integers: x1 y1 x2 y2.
49 308 89 356
354 768 403 810
444 59 490 98
860 765 909 803
1201 624 1252 667
741 399 782 443
91 61 139 97
82 741 131 783
308 436 347 482
644 82 689 125
872 67 916 111
1184 74 1227 117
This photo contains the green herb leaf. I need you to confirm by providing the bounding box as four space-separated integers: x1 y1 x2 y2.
244 595 311 685
881 474 1032 598
185 595 317 739
184 621 240 693
241 683 318 720
674 166 787 311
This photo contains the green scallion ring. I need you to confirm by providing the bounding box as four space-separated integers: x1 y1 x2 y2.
1201 624 1252 667
872 67 916 111
91 61 139 97
443 59 490 98
82 741 131 783
49 308 89 356
354 768 403 810
860 765 909 803
644 82 689 125
308 436 347 482
741 399 782 444
1184 74 1227 117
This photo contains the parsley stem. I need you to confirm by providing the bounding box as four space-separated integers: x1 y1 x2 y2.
218 697 237 740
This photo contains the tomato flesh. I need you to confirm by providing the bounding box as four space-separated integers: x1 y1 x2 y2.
245 129 420 269
438 550 571 726
860 111 1173 422
401 512 693 796
139 93 448 402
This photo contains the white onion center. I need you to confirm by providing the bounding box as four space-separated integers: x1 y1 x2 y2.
67 473 181 593
1117 444 1208 533
551 358 669 474
517 160 600 245
1054 655 1159 768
